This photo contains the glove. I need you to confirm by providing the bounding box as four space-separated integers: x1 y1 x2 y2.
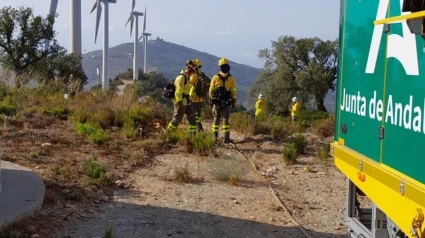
231 99 236 108
176 101 184 113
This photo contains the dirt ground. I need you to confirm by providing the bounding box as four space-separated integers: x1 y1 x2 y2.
0 116 349 238
58 125 348 237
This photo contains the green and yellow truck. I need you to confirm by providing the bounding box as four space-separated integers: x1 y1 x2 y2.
332 0 425 237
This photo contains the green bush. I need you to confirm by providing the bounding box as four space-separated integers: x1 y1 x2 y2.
282 143 298 165
313 114 335 137
76 122 109 145
120 118 138 139
289 134 308 154
92 108 115 129
317 143 330 162
298 110 329 121
43 106 69 120
0 101 16 116
82 155 113 187
189 132 216 155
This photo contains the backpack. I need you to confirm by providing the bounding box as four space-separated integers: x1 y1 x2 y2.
195 72 211 98
211 74 232 105
163 73 188 99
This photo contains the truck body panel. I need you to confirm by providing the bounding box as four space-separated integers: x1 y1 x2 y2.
333 0 425 237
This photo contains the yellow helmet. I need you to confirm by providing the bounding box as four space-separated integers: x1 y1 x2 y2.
193 59 202 68
218 58 229 66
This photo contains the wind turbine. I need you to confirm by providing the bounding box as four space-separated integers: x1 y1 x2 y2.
125 0 143 81
139 6 151 74
91 0 117 90
45 0 82 57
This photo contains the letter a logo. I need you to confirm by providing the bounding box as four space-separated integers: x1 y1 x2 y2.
366 0 419 76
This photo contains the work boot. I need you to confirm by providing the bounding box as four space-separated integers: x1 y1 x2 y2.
224 132 233 144
214 132 219 144
197 123 204 132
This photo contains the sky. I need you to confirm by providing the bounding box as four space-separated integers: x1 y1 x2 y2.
1 0 341 68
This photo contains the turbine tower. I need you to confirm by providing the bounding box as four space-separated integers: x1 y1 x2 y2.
125 0 143 81
91 0 116 90
139 6 151 73
45 0 82 57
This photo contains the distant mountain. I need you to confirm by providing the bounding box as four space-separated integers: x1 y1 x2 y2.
82 38 261 104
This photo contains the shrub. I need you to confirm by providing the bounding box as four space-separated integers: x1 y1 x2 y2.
189 132 215 155
162 128 187 145
76 122 109 145
313 114 335 137
317 143 331 167
207 155 249 184
92 108 115 129
0 101 16 116
173 163 191 183
299 109 329 121
253 121 271 135
289 134 307 154
120 118 138 139
230 112 254 135
82 155 113 187
282 143 298 165
43 106 69 120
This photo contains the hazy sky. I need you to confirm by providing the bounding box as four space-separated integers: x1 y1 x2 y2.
1 0 340 68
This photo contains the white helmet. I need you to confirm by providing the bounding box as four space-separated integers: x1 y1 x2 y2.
292 97 298 102
258 94 264 99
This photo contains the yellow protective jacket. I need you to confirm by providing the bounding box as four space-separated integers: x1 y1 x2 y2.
255 99 265 117
173 70 193 105
189 71 205 103
209 72 237 101
291 101 301 117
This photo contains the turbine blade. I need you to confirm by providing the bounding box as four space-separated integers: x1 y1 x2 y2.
94 1 102 43
132 0 136 11
90 1 98 13
130 16 134 37
139 34 144 42
125 14 131 27
143 6 147 32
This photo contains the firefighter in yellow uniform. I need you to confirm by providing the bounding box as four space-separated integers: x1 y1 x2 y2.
255 94 266 122
209 58 237 144
166 60 197 134
291 97 301 122
189 59 207 132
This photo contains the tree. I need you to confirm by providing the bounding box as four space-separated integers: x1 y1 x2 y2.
249 36 338 113
35 50 88 91
0 6 86 89
0 6 55 85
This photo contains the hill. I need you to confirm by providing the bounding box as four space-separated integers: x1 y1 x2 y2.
82 38 261 104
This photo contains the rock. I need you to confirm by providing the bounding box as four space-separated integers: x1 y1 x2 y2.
250 216 256 219
115 180 124 188
335 226 341 230
317 172 326 175
269 217 276 222
31 234 40 238
41 143 51 147
234 200 241 205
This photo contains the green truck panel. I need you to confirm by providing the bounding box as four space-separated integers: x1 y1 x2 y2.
336 0 425 184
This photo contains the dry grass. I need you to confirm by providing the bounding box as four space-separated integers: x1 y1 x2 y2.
206 154 250 185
